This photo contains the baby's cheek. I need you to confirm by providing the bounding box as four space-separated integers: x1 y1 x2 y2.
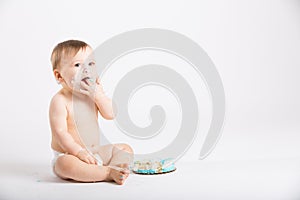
69 77 77 88
70 78 74 87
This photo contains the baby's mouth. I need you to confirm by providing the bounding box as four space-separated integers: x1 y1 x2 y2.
81 77 91 84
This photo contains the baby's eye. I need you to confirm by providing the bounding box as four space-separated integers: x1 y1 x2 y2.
88 61 95 66
74 63 81 67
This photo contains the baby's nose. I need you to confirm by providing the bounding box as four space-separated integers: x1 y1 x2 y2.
82 66 91 74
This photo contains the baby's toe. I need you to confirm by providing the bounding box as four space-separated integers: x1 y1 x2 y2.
117 163 129 170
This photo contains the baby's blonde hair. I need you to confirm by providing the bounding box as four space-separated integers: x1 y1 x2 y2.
51 40 89 70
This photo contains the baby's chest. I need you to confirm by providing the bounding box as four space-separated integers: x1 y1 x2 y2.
66 104 100 147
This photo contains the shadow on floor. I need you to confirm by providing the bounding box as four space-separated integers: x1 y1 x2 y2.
0 161 69 183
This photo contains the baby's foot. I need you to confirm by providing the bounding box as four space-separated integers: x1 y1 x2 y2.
108 167 129 185
116 163 130 179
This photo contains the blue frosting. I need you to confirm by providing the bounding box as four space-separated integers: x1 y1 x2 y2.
161 164 175 173
134 158 175 174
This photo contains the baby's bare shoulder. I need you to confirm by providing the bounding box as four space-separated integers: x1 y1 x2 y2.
51 91 66 103
49 91 70 111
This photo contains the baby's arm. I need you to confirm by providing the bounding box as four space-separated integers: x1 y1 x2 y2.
94 92 114 120
80 77 115 119
49 95 97 164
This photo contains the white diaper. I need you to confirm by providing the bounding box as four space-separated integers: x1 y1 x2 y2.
51 150 65 176
51 150 103 176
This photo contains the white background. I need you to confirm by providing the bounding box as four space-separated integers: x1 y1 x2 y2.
1 1 300 199
0 0 300 180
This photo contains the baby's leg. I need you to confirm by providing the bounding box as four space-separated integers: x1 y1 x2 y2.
54 154 127 184
109 143 134 167
95 143 134 167
95 144 133 181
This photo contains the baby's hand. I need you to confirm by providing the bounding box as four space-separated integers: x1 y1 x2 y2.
76 148 97 165
79 77 105 101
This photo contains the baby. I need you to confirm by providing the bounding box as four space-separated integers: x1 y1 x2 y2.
49 40 133 184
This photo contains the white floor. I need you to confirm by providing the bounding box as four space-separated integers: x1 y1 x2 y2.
1 158 300 200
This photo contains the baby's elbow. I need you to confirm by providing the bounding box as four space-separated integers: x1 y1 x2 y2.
53 127 66 136
103 113 115 120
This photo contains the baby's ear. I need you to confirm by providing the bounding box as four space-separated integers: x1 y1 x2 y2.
53 69 62 84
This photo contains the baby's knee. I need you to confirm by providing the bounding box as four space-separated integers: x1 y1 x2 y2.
119 143 134 154
55 155 78 178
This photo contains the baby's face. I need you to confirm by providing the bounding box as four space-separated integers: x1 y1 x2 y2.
58 46 96 91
